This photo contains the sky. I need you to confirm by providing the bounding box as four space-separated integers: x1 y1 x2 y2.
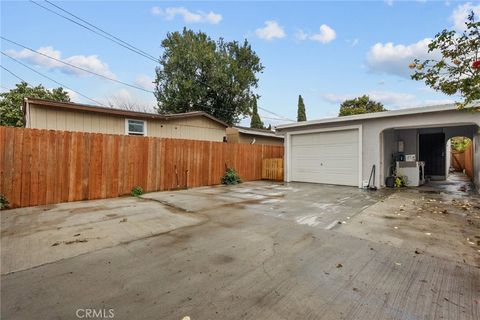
1 0 479 126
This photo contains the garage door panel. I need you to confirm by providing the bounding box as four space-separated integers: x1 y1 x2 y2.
290 129 359 186
292 146 357 158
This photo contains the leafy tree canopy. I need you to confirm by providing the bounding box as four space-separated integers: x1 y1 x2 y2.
410 12 480 111
451 137 471 152
297 95 306 122
0 82 70 127
154 28 264 125
338 95 387 116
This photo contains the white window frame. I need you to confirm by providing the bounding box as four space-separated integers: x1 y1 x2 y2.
125 119 147 136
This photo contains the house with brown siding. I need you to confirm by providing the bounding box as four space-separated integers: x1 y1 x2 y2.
226 126 284 146
23 98 228 142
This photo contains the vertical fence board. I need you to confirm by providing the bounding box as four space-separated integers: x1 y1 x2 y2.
11 129 24 208
0 127 284 208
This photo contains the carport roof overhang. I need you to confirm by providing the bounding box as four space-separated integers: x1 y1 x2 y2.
275 103 477 131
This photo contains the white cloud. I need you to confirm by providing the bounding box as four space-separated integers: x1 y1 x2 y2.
255 21 286 41
450 2 480 31
321 91 455 109
134 74 155 90
309 24 336 43
385 0 394 6
350 38 360 47
63 89 80 102
150 6 162 16
366 38 440 78
101 89 157 112
296 25 336 44
7 46 116 79
295 29 308 41
151 6 222 24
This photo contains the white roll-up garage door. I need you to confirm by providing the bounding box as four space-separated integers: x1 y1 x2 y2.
290 129 359 186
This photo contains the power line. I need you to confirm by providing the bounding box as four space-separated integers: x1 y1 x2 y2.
2 51 106 107
0 65 28 83
1 36 154 93
27 1 293 121
1 53 293 121
43 0 158 62
29 0 158 63
258 106 295 122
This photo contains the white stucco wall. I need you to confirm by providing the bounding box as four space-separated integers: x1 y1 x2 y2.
279 109 480 189
474 131 480 189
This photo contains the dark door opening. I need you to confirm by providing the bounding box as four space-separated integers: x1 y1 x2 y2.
419 133 445 177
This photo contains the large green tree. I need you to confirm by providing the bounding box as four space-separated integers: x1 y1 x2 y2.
250 96 264 129
0 82 70 127
297 95 306 121
410 12 480 110
338 95 387 116
154 28 264 125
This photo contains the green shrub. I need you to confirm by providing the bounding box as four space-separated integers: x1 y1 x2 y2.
221 168 242 185
394 176 408 188
0 194 9 210
131 186 144 197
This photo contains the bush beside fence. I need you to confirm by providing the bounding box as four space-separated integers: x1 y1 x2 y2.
0 127 284 208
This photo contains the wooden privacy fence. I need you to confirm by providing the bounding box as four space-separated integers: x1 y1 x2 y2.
261 158 284 181
451 143 473 178
0 127 284 209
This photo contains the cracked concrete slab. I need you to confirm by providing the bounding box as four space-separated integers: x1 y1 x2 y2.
1 179 479 320
1 197 204 275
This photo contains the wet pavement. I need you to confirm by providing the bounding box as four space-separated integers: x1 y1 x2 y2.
339 173 480 266
1 177 479 320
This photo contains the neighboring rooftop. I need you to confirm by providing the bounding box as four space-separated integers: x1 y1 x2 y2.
232 126 284 138
275 103 467 130
23 98 229 127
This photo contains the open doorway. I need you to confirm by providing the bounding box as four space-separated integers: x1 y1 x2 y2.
447 136 473 179
419 132 446 180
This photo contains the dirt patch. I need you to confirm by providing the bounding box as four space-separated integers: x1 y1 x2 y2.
337 190 480 267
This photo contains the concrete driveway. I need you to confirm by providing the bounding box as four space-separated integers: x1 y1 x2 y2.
1 180 479 320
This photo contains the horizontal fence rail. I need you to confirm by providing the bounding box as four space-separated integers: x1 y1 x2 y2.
0 127 284 208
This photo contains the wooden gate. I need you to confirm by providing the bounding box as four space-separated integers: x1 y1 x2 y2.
261 158 284 181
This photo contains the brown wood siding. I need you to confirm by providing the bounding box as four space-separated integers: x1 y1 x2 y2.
226 128 284 146
238 133 284 146
27 104 226 142
0 127 284 209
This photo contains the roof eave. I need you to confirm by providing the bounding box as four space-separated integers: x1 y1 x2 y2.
275 103 460 131
25 98 228 128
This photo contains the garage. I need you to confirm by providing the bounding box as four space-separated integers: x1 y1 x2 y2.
276 104 480 190
289 128 360 186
